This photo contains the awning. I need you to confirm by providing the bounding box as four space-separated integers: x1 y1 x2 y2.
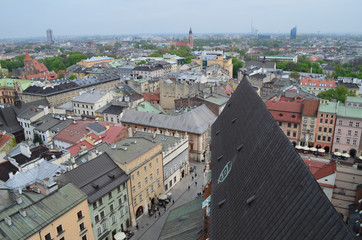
295 145 303 150
359 156 362 160
309 147 317 152
158 194 168 200
317 149 325 153
333 152 342 156
342 153 350 158
114 232 126 240
303 146 310 151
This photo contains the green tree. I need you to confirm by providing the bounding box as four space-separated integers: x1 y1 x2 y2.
317 86 356 103
232 57 244 78
148 53 162 57
69 75 77 80
185 56 193 64
289 71 300 80
58 73 65 79
136 60 147 65
33 133 43 145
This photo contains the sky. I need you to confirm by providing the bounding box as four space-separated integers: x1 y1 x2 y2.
1 0 362 39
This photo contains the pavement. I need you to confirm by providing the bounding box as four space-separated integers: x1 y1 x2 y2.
128 160 206 240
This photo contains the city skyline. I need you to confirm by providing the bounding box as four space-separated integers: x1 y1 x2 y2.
1 0 362 39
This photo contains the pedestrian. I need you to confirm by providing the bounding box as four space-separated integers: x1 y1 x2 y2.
188 185 190 190
195 173 197 178
192 176 194 181
172 199 175 205
159 211 161 216
164 205 166 210
195 181 197 186
136 223 139 231
155 213 157 218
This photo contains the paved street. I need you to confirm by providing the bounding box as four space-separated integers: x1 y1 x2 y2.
128 160 206 240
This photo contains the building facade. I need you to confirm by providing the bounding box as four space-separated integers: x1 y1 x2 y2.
314 101 337 153
300 99 319 147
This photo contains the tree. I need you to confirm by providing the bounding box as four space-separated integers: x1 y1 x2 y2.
33 133 43 145
317 86 356 103
136 60 147 65
232 57 243 78
58 73 65 79
69 75 77 80
148 53 162 58
185 56 193 64
289 71 300 81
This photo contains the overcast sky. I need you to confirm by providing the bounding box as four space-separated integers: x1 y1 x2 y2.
2 0 362 39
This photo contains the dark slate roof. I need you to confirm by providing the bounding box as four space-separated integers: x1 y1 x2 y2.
23 82 79 96
210 76 354 239
63 152 129 203
103 105 124 115
0 161 18 182
12 145 49 166
87 122 106 133
0 108 23 134
158 198 203 240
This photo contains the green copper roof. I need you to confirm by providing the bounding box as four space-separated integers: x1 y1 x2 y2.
346 96 362 104
135 101 165 114
318 102 338 114
0 183 87 240
201 94 229 106
0 79 33 91
337 104 362 120
133 131 181 152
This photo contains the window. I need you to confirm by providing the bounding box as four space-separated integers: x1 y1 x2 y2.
132 175 135 180
329 128 332 133
100 211 105 219
134 198 137 206
287 131 290 136
288 123 291 128
338 120 342 125
149 162 152 168
156 158 159 163
330 119 333 124
279 122 282 126
108 192 112 200
324 128 327 132
303 118 307 123
79 223 85 231
102 222 107 231
132 186 136 193
151 184 154 192
45 233 51 240
117 186 121 193
327 137 331 142
137 171 140 177
144 166 147 171
119 197 123 206
111 215 116 225
336 137 340 143
146 187 149 196
139 194 143 202
82 236 87 240
322 136 326 141
348 130 351 135
311 119 315 124
150 173 153 181
57 225 63 234
97 226 102 235
293 132 296 137
325 119 328 124
355 131 358 136
356 122 360 127
320 118 323 123
145 177 148 184
93 202 97 210
95 215 100 223
169 180 173 187
319 127 322 131
294 123 297 128
303 125 306 130
138 182 141 189
124 194 127 202
77 211 83 220
174 176 177 183
120 208 124 217
99 198 103 206
346 139 350 144
337 129 341 134
353 140 357 145
110 204 114 212
157 168 160 175
349 121 353 126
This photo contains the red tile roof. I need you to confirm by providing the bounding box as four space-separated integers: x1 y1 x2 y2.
300 77 335 88
66 140 94 156
143 92 160 102
302 99 319 116
0 133 12 149
22 72 58 80
265 99 303 123
303 160 336 180
24 52 32 61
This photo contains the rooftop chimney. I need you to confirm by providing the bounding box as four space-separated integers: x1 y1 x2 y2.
16 196 23 205
19 209 27 217
4 216 12 226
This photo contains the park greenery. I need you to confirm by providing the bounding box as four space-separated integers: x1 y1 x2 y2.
276 56 323 74
332 63 362 79
232 57 243 78
0 54 26 72
317 86 356 103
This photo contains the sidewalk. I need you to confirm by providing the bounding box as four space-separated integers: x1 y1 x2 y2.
129 160 206 240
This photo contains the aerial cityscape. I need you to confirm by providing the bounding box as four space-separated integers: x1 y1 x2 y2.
0 1 361 240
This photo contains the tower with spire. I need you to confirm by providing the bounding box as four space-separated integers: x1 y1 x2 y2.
188 27 194 49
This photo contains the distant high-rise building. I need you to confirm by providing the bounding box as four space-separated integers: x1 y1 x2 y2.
188 27 194 49
46 29 54 45
290 27 297 40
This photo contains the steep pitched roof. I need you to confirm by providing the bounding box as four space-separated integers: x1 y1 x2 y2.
302 99 319 116
210 76 354 239
63 152 129 203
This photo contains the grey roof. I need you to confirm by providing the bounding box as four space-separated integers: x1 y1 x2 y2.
1 159 66 190
210 76 354 239
245 60 276 69
87 122 106 133
0 108 23 134
103 105 124 115
57 101 74 111
133 131 181 152
49 119 73 133
72 91 106 104
33 114 61 132
159 198 203 240
63 153 129 203
121 104 217 135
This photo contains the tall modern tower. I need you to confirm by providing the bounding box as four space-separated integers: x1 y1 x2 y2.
46 29 54 45
290 27 297 40
188 27 194 49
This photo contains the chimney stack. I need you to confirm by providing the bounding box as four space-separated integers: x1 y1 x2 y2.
19 209 27 217
4 216 12 226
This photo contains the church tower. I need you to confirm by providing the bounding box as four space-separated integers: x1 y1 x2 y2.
188 27 194 49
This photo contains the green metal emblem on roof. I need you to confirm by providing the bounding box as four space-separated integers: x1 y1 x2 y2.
217 161 232 184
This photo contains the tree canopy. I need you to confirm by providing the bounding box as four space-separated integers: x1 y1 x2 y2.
276 56 323 74
317 86 356 103
232 57 243 78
